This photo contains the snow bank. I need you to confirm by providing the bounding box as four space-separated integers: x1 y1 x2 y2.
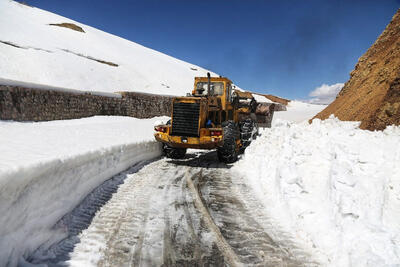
0 0 218 95
273 101 326 122
0 116 167 266
234 116 400 266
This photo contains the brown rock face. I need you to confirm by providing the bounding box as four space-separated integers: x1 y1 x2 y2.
313 9 400 130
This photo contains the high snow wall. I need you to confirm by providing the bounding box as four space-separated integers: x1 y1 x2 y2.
0 116 166 266
234 117 400 266
0 141 162 266
0 84 173 121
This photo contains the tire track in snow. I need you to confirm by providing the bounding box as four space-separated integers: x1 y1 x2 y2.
28 160 153 265
197 168 318 266
186 170 241 267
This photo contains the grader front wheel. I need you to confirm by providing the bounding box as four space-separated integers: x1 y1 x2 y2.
163 144 186 159
217 121 240 163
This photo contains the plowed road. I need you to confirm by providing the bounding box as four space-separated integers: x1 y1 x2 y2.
33 151 317 266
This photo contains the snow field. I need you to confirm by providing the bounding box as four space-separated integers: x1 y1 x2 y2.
0 0 218 95
0 116 166 266
233 116 400 266
273 100 326 122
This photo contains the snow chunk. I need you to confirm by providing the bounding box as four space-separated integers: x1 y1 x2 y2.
233 116 400 266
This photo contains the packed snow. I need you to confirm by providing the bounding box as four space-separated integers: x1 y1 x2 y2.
0 116 167 266
65 156 315 267
234 116 400 266
0 0 218 96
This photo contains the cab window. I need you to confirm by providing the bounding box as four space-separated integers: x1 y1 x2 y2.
195 82 224 96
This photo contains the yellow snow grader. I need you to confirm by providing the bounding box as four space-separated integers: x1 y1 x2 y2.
154 73 274 163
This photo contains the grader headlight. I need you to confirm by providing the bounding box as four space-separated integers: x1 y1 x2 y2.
154 126 167 133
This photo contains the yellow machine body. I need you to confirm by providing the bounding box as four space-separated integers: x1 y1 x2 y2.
154 76 253 150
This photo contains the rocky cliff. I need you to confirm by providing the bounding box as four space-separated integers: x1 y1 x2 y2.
313 9 400 130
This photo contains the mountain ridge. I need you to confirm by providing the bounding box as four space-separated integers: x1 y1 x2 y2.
313 9 400 130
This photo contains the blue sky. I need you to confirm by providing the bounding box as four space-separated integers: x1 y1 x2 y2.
26 0 399 100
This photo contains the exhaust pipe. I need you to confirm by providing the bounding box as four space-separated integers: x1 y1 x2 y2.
207 72 212 96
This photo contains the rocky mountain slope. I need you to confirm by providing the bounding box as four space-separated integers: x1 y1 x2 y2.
313 9 400 130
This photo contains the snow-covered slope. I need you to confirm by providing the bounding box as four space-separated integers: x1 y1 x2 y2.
273 100 327 122
234 116 400 266
0 0 218 95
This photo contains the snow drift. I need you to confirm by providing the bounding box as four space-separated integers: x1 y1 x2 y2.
0 0 218 95
234 116 400 266
0 116 167 266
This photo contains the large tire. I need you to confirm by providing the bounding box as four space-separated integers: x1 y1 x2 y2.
163 144 186 159
217 121 240 163
239 119 258 153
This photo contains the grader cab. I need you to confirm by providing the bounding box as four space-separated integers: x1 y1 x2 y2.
154 73 273 163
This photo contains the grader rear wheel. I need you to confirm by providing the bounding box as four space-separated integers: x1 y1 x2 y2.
239 118 258 153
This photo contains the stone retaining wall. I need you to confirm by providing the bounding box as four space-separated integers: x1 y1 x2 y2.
0 85 173 121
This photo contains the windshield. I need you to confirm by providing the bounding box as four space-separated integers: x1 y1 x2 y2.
195 82 224 96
